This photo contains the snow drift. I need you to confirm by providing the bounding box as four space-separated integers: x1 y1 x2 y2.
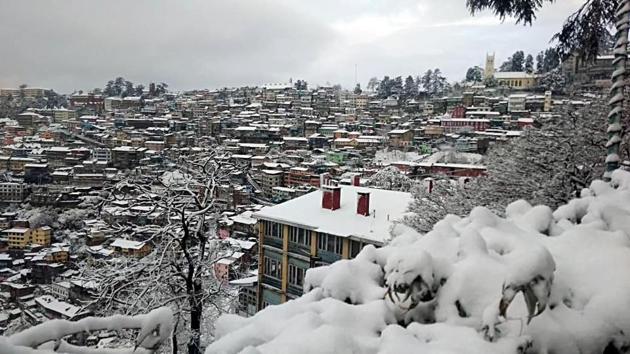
208 169 630 354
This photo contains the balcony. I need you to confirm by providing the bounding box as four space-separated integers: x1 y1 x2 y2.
262 275 282 290
263 235 283 249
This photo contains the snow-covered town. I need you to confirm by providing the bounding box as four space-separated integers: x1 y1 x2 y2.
1 1 630 353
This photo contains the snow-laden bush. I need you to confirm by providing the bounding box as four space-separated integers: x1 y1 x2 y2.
207 169 630 354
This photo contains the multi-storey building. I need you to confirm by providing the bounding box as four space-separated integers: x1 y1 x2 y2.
254 182 412 309
52 108 77 123
2 226 52 249
260 170 284 195
0 183 28 203
387 129 414 149
2 227 31 249
111 146 146 170
31 226 52 247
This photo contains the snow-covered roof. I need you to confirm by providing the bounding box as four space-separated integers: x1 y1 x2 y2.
2 228 29 234
110 238 146 250
226 237 256 250
388 129 410 134
228 275 258 287
254 186 412 244
230 211 258 226
35 295 87 318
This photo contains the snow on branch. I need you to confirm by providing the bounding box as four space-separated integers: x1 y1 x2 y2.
2 307 173 354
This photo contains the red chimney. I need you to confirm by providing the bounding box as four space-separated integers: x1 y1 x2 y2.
352 174 360 186
357 191 370 216
322 185 341 210
320 173 332 187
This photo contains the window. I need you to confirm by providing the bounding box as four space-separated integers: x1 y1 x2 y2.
288 264 305 287
263 256 282 279
264 221 282 239
289 226 311 246
350 240 364 258
318 233 343 254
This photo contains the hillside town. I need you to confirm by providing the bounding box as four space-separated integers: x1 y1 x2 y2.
0 47 616 339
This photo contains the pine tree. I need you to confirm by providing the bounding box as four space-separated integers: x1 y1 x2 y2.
525 54 534 73
403 75 418 99
421 70 433 94
377 76 392 98
535 51 544 73
367 77 380 92
465 66 483 82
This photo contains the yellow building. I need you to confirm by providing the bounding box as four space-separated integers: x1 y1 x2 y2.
494 72 537 89
485 53 538 89
110 238 152 257
52 108 77 123
31 226 52 247
46 245 70 263
2 228 31 249
2 226 53 249
253 184 412 309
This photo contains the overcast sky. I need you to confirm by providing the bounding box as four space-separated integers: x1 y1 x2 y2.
0 0 583 93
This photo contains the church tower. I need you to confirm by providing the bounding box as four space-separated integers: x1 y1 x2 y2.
484 53 495 79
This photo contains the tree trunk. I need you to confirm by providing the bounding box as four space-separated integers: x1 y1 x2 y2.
188 278 203 354
606 0 630 179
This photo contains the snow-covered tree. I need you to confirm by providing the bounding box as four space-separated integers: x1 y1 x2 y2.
406 102 606 232
82 148 238 354
368 166 415 192
465 66 484 83
537 68 569 93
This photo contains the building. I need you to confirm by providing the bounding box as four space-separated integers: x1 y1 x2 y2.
229 275 258 317
0 182 28 203
2 227 31 249
52 108 77 123
111 146 146 170
34 295 91 320
440 118 490 133
562 53 616 89
484 53 496 79
68 93 104 113
285 167 320 188
31 226 52 247
485 53 537 89
260 170 284 195
2 226 52 249
508 94 527 112
387 129 414 149
110 238 152 257
494 72 537 89
253 183 412 309
92 148 112 162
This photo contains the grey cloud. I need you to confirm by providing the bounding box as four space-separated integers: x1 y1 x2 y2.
0 0 581 92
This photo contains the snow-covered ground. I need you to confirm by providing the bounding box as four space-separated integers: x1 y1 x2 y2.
207 169 630 354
